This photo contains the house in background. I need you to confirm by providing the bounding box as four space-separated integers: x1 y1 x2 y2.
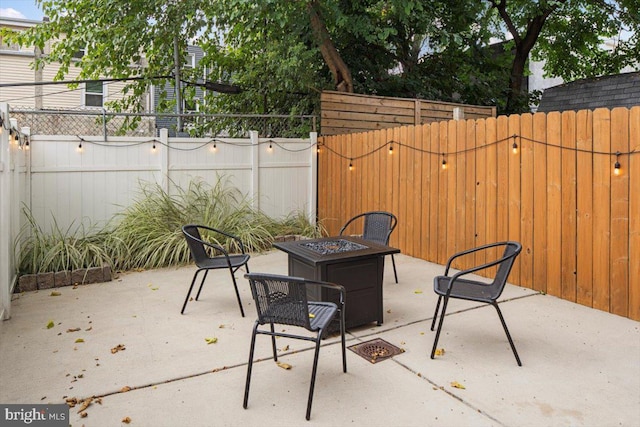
152 44 207 136
536 71 640 113
0 16 144 112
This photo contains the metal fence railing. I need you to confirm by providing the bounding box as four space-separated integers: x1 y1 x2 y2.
9 108 318 139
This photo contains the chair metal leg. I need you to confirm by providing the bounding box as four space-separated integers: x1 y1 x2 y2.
390 254 398 283
243 322 259 409
194 270 209 300
340 308 347 373
270 323 278 361
229 270 245 317
493 303 522 366
306 335 323 421
181 270 202 314
430 296 442 331
430 296 449 359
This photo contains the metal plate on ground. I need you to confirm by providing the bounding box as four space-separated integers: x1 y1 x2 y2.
348 338 405 364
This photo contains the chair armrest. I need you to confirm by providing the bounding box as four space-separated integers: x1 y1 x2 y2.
197 225 247 254
307 280 346 306
443 250 518 294
338 213 366 236
444 241 511 274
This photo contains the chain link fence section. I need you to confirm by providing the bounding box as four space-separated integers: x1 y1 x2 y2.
9 108 318 138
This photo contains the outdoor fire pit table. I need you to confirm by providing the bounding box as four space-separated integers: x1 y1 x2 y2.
272 236 400 329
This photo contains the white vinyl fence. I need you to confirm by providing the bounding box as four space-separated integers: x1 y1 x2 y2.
1 104 29 320
0 104 317 320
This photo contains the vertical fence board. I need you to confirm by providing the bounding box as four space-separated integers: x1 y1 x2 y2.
485 118 498 275
610 108 630 317
546 112 562 298
495 117 509 244
429 123 440 261
592 108 611 312
455 120 467 265
437 121 449 264
420 124 431 260
391 127 401 246
465 120 478 260
520 114 534 290
446 120 458 261
561 111 578 302
411 125 423 257
629 106 640 320
475 120 488 268
508 115 522 284
399 126 410 255
576 110 594 307
533 112 548 292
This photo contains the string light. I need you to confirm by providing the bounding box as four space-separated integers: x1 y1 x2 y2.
152 141 156 152
77 141 83 152
441 153 447 170
389 143 393 155
614 151 621 176
268 141 273 150
24 139 30 150
349 159 353 171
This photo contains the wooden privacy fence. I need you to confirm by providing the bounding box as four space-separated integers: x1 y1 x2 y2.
318 107 640 321
320 91 497 136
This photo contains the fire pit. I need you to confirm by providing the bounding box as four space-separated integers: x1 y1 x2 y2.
301 239 369 255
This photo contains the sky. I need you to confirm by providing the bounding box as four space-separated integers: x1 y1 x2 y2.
0 0 44 20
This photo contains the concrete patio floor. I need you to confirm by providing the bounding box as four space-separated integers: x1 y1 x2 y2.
1 250 638 427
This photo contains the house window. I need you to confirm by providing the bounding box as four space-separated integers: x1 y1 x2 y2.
183 98 198 113
184 53 195 69
72 47 86 59
85 81 103 107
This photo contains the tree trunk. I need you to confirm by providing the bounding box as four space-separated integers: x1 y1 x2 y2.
307 1 353 92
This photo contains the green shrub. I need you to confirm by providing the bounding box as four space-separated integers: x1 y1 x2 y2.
16 178 325 274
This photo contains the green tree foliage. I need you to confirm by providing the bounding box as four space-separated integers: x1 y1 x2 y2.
2 0 637 117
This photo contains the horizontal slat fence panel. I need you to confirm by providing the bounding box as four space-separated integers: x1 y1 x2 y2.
321 91 496 136
318 107 640 321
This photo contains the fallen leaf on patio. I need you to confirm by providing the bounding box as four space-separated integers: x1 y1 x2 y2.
218 324 226 329
85 326 92 331
65 397 78 408
67 328 81 333
50 291 61 296
281 345 289 351
122 417 132 424
150 287 158 291
79 412 87 418
276 362 292 370
111 344 126 354
75 338 85 343
205 337 218 344
434 348 445 356
46 320 55 329
414 290 423 294
387 309 391 313
308 313 315 318
450 381 466 389
120 386 131 393
77 397 93 413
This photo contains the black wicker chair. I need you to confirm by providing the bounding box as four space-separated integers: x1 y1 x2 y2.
430 241 523 366
243 273 346 421
181 224 250 316
339 211 399 283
